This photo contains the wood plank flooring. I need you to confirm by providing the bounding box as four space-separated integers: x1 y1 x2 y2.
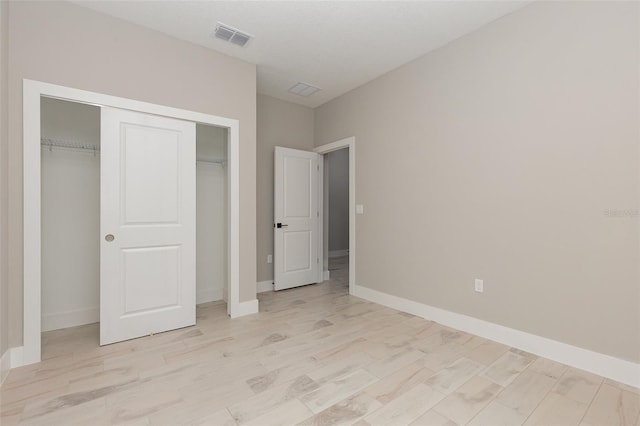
1 256 638 425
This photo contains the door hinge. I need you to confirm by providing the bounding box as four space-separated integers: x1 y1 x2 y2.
317 211 319 217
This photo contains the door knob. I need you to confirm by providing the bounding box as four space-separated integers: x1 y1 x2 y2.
105 234 115 242
275 223 288 228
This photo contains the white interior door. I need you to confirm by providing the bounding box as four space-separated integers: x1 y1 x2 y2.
274 147 322 291
100 107 196 345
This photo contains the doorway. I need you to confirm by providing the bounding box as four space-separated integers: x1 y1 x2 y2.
314 137 356 295
23 80 241 365
325 147 349 287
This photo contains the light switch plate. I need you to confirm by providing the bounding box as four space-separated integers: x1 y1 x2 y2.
356 204 364 214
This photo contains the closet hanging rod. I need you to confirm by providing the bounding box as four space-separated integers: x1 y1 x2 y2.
41 138 100 152
196 157 227 166
41 138 227 165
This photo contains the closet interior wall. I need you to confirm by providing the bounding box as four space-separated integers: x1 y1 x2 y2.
41 99 228 332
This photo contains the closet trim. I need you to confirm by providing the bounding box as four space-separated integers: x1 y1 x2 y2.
22 79 242 366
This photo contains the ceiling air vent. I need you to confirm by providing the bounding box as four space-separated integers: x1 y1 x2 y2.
288 82 322 97
213 22 252 47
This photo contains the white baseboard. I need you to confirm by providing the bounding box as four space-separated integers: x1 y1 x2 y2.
352 284 640 388
323 270 330 281
11 346 24 368
329 249 349 258
257 280 274 293
197 288 224 304
42 307 99 332
0 348 10 386
231 299 259 318
0 346 26 378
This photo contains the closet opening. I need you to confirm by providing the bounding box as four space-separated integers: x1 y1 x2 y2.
40 97 229 350
195 124 229 305
41 97 100 334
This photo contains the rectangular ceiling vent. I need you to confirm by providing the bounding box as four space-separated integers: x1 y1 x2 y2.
213 22 252 47
288 82 322 97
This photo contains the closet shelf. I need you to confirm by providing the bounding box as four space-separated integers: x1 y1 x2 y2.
41 138 227 165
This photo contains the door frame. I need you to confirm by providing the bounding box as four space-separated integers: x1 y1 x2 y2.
314 137 355 295
22 79 241 365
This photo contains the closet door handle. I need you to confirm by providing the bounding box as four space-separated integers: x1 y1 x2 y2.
105 234 115 242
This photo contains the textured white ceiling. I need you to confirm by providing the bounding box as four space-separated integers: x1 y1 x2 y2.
71 1 531 108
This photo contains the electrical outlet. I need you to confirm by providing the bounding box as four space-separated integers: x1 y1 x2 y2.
267 254 273 264
475 279 484 293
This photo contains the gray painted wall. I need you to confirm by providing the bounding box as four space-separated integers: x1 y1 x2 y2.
0 0 9 371
315 1 640 363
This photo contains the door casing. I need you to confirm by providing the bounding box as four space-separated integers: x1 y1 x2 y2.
22 79 241 366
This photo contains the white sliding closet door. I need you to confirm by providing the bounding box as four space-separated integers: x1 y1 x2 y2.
100 107 196 345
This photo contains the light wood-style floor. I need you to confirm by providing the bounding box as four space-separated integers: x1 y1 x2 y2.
1 256 639 425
